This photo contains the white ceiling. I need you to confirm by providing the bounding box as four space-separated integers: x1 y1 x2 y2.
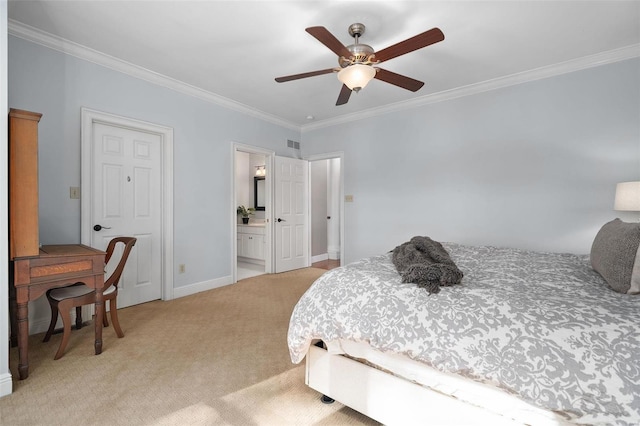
7 1 640 129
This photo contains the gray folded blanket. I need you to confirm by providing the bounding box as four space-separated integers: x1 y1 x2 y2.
391 236 463 294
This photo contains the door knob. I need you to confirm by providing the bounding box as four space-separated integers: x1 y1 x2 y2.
93 224 112 231
277 218 286 222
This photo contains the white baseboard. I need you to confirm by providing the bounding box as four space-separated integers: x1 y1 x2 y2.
328 246 340 260
29 317 54 335
29 312 78 335
237 257 265 266
28 309 83 335
24 277 233 337
0 372 13 397
172 275 233 299
311 253 329 263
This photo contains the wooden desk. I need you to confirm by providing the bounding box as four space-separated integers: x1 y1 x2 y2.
9 244 106 380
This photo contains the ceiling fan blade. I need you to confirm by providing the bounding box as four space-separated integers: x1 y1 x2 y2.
374 68 424 92
374 28 444 63
306 26 352 58
275 68 336 83
336 84 352 105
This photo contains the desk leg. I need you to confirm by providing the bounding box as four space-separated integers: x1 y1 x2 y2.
9 283 18 348
95 290 104 355
16 301 29 380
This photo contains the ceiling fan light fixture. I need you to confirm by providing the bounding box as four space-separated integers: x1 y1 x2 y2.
337 64 376 92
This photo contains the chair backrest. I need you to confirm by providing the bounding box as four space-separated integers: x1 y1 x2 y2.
103 237 137 293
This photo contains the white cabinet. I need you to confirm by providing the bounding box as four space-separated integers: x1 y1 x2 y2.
237 225 265 261
239 233 264 259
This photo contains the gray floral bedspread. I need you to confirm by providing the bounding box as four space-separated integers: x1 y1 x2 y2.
287 243 640 425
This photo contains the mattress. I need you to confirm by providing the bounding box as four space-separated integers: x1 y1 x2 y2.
288 243 640 425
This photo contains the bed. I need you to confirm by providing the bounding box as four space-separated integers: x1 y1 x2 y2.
288 220 640 425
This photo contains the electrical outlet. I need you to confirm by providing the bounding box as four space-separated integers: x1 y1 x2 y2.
179 264 185 273
70 187 80 199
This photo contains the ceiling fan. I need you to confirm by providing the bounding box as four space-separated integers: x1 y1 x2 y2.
275 23 444 106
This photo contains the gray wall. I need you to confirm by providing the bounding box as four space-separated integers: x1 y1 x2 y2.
302 58 640 263
8 36 640 280
8 36 301 291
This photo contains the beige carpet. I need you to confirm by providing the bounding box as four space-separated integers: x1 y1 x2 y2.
1 268 379 426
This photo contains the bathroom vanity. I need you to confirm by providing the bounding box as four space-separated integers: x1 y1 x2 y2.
237 223 265 262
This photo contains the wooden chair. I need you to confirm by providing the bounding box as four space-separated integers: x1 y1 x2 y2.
43 237 137 359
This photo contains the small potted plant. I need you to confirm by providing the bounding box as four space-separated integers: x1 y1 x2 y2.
237 205 255 224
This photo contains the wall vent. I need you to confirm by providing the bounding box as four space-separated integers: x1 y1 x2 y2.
287 139 300 150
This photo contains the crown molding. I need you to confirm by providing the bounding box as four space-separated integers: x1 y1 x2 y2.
8 20 638 134
7 19 300 131
301 43 640 132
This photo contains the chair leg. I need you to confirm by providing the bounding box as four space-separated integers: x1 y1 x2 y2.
103 307 110 327
108 298 124 338
54 302 73 360
43 299 59 343
75 306 83 329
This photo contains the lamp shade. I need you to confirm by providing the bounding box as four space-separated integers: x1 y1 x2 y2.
337 64 376 91
614 181 640 211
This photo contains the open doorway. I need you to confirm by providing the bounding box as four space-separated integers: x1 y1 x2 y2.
233 144 273 282
309 154 343 270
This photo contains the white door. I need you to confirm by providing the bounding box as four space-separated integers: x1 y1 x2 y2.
274 156 309 272
89 122 162 307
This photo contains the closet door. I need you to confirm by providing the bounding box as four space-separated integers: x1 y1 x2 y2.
274 156 309 272
88 121 162 308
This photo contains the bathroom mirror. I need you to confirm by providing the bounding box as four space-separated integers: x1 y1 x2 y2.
254 176 265 211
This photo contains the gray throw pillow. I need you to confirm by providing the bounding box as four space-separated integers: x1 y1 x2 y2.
591 219 640 294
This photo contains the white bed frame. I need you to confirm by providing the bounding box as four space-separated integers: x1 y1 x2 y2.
305 343 573 426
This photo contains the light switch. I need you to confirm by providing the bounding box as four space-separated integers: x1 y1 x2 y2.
345 195 354 202
70 187 80 199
